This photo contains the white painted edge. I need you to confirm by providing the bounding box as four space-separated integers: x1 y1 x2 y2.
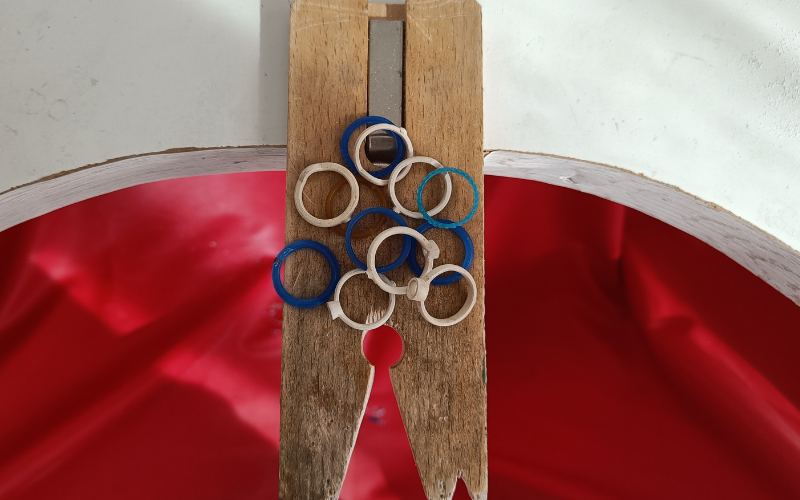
483 150 800 307
0 147 287 234
1 146 797 307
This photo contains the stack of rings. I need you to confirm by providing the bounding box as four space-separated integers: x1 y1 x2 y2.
366 226 439 296
345 207 412 273
340 116 407 179
273 116 481 328
407 219 474 285
352 123 414 186
363 226 478 326
325 177 388 238
388 156 453 219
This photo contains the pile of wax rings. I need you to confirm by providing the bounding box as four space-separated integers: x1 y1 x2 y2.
272 117 479 328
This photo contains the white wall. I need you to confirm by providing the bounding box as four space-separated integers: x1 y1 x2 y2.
483 0 800 251
1 0 799 253
0 0 288 189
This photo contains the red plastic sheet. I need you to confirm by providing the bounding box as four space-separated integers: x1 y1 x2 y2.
0 172 798 499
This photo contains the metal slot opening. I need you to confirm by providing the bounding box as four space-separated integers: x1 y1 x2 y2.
366 16 404 166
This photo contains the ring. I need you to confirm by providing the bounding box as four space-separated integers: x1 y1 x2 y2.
417 167 479 228
294 162 359 228
327 269 396 331
406 264 477 327
272 240 340 309
346 207 412 273
388 156 453 219
352 124 414 186
407 219 474 285
366 226 439 295
324 177 388 238
340 116 407 179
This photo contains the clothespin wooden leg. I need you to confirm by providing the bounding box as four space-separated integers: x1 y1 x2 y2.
390 1 488 499
279 1 486 499
279 1 372 499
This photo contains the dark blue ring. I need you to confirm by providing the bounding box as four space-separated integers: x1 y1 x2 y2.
340 116 406 179
407 219 474 285
272 240 340 309
417 167 479 229
345 207 412 273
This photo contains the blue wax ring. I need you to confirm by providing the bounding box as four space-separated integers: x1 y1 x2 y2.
407 219 474 285
346 207 412 273
417 167 479 229
340 116 406 179
272 240 340 309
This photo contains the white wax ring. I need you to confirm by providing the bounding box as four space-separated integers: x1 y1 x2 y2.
294 162 359 228
388 156 453 219
327 269 396 331
366 226 439 295
409 264 477 327
352 124 415 186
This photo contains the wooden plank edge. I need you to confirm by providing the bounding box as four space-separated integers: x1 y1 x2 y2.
399 0 487 497
279 0 371 498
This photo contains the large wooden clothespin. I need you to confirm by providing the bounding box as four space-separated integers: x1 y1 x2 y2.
279 1 486 499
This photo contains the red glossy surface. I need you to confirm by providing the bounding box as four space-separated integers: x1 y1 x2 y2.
0 172 798 499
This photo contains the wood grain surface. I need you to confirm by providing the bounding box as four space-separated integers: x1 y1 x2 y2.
389 1 488 499
279 1 374 499
280 1 486 499
367 2 405 20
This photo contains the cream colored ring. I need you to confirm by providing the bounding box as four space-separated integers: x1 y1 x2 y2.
294 162 359 227
366 226 439 295
406 264 477 327
327 269 396 331
388 156 453 219
352 124 415 186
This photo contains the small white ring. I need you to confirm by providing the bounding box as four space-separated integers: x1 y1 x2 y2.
352 124 415 186
388 156 453 219
294 162 359 227
366 226 439 295
327 269 396 331
409 264 477 327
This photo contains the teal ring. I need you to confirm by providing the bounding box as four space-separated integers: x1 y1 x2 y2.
416 167 479 229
